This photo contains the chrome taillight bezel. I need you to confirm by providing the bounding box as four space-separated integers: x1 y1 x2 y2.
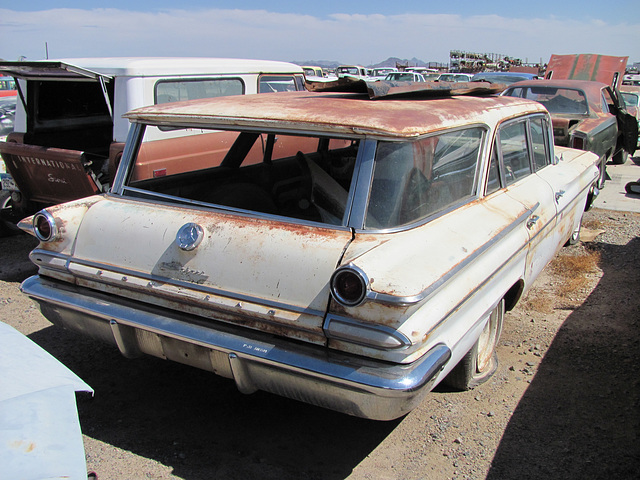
32 210 58 242
330 265 369 307
570 133 587 150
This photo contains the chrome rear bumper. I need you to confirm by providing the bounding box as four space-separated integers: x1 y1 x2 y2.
21 275 450 420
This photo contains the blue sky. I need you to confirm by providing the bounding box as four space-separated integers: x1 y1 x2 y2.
1 1 638 65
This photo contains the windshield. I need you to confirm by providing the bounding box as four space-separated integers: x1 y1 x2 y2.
504 86 589 115
337 67 360 75
621 92 639 107
473 74 532 85
123 127 358 226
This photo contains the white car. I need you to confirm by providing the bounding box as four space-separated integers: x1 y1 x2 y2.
0 57 305 220
19 82 600 420
437 73 473 82
384 71 426 82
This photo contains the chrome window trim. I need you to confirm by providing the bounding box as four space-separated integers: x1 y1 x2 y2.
112 122 145 195
109 189 354 232
346 139 376 229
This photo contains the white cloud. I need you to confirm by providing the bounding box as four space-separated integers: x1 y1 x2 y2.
1 8 638 64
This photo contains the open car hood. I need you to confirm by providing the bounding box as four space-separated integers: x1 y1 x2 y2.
545 54 628 89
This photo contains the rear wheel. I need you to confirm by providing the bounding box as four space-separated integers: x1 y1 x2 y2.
565 212 583 246
0 190 17 237
444 299 505 390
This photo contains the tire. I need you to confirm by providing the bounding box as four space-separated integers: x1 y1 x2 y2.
565 212 583 246
612 149 628 165
625 181 640 195
444 299 505 390
0 189 11 210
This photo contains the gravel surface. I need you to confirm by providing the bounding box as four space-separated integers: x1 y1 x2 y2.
1 206 639 480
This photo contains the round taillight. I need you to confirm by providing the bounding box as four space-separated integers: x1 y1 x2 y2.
330 267 368 307
33 211 57 242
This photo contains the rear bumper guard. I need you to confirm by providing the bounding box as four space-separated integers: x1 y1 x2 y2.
21 275 450 420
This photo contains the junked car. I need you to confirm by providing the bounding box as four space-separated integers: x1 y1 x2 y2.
369 67 398 79
502 80 637 171
623 74 640 86
19 83 600 420
384 71 426 82
0 57 305 222
437 73 473 82
302 66 325 79
471 71 538 86
335 65 370 79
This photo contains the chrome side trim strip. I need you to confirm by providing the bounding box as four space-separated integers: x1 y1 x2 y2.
366 204 539 306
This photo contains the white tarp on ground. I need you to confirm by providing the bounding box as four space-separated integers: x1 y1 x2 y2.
0 321 93 480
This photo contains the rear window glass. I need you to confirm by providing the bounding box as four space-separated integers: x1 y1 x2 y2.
505 86 588 115
124 127 357 226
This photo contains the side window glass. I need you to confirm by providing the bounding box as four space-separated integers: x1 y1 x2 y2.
259 75 298 93
366 127 484 228
602 88 618 114
500 121 531 186
530 117 550 170
486 137 501 195
601 92 610 113
155 78 244 104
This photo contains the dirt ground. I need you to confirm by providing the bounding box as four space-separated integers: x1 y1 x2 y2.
1 206 639 480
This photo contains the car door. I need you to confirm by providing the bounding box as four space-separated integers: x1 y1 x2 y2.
493 116 560 283
606 87 639 155
528 115 586 249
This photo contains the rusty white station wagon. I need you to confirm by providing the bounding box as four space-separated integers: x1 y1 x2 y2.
19 81 600 420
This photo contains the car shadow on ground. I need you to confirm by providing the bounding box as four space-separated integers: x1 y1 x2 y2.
487 237 640 479
0 228 38 282
28 323 400 480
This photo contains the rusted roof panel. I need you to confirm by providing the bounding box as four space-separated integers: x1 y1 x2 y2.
125 91 545 139
546 54 628 88
305 77 505 99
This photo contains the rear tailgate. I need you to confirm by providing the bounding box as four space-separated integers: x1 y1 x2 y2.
67 197 353 343
0 141 101 204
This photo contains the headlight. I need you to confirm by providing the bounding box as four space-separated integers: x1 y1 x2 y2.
330 265 368 307
33 210 58 242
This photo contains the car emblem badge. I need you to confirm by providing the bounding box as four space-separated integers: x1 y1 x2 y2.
176 223 204 251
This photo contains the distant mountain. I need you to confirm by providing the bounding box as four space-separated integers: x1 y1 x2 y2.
292 57 444 69
291 60 342 68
